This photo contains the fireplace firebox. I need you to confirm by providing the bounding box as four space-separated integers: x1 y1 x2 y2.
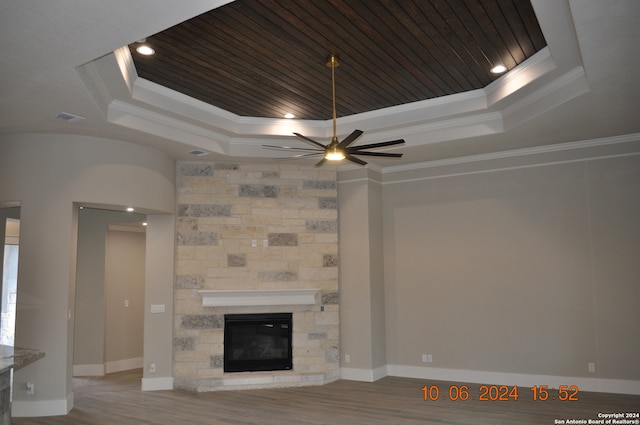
224 313 293 373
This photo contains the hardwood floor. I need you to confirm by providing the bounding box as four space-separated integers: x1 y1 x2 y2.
13 370 640 424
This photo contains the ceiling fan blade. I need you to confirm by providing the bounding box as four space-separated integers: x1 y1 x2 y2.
347 139 405 151
293 132 327 150
263 145 324 153
349 151 403 158
287 152 324 159
275 152 324 161
315 158 327 167
345 154 367 166
338 129 364 149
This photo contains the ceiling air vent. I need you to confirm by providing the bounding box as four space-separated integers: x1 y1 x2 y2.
53 112 85 123
189 150 209 156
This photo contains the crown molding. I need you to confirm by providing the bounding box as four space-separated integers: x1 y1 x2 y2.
382 133 640 176
77 32 589 164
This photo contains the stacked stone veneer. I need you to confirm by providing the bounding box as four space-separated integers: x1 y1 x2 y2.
173 161 340 391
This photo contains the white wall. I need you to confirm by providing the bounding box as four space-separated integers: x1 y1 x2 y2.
0 133 175 416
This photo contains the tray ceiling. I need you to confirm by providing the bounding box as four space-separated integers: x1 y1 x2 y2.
129 0 546 120
4 0 638 167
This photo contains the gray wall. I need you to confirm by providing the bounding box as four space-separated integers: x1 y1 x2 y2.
0 133 175 416
338 168 387 380
337 140 640 394
381 151 640 386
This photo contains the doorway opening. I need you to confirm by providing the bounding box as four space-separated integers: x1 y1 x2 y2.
73 207 146 376
1 217 20 346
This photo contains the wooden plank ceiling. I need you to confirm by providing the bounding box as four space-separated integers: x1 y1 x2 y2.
129 0 546 120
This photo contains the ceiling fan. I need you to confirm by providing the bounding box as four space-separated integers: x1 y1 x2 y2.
264 54 404 167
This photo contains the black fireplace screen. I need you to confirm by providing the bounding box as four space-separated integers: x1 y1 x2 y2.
224 313 293 372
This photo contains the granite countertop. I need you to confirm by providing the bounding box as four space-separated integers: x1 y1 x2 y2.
0 345 45 374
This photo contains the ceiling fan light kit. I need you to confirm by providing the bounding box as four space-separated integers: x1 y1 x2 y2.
325 146 345 161
264 54 404 167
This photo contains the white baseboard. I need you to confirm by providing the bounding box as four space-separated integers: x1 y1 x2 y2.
341 364 640 395
12 392 73 417
73 358 143 376
340 365 387 382
386 365 640 395
142 376 174 391
73 363 105 377
105 357 143 374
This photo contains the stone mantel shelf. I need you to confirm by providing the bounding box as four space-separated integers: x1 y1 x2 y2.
198 289 319 307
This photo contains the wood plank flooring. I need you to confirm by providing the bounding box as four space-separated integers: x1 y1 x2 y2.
13 370 640 424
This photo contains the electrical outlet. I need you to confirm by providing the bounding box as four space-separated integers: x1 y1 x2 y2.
421 354 433 363
588 362 595 373
149 362 157 373
150 304 166 314
344 354 350 363
26 382 34 395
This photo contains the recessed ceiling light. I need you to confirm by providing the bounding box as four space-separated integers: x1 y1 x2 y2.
284 113 295 119
142 222 148 227
491 64 507 74
126 207 135 212
136 45 155 56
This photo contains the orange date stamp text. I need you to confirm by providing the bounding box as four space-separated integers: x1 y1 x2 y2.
421 384 579 401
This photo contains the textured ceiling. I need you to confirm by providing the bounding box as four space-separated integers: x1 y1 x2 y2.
130 0 546 120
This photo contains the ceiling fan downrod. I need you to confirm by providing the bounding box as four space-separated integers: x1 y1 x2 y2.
325 54 345 161
263 53 405 167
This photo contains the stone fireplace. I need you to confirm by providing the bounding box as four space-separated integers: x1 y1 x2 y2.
173 162 340 391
